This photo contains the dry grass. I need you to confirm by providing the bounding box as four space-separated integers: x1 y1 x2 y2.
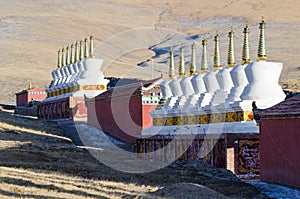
0 0 299 102
0 110 158 198
0 167 157 199
0 109 269 198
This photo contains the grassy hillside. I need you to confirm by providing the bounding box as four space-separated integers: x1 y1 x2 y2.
0 108 269 198
0 0 299 102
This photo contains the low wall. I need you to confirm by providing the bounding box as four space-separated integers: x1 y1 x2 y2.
137 134 260 177
14 106 37 117
37 96 87 121
137 137 226 168
0 103 15 110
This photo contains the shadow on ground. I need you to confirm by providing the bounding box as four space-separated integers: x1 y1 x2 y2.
0 110 268 199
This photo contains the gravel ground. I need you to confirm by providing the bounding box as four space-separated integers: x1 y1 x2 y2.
246 180 300 199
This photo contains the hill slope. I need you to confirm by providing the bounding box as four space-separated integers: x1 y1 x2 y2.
1 0 299 102
0 109 269 198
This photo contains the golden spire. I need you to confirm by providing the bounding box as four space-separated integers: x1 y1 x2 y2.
90 35 95 58
57 49 61 68
80 40 84 60
61 47 66 66
70 43 75 64
169 48 175 80
178 46 186 78
190 42 197 76
75 41 79 62
257 16 267 61
228 27 235 68
201 36 208 73
66 45 70 65
214 31 221 71
28 80 33 89
242 23 250 65
84 37 89 58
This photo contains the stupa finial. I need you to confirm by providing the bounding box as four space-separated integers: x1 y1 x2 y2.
28 80 33 89
66 45 70 65
201 36 208 73
75 41 79 62
178 46 186 78
214 31 221 71
190 42 197 76
228 27 235 68
61 47 66 66
79 40 84 60
90 35 95 58
57 49 61 68
84 37 89 58
70 43 75 64
169 48 175 80
242 23 250 65
257 16 267 61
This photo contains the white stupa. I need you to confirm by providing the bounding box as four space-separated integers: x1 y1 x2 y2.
161 48 182 111
184 42 206 111
44 36 109 105
160 80 173 99
227 24 250 103
145 17 286 137
200 35 221 111
232 17 286 110
212 28 236 111
174 46 195 113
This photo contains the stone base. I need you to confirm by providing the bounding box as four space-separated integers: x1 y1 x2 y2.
152 110 254 126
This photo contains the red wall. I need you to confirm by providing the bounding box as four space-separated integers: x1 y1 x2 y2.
27 87 47 102
260 118 300 187
88 95 143 142
16 87 46 107
16 92 28 106
142 104 157 129
28 93 47 101
88 96 158 142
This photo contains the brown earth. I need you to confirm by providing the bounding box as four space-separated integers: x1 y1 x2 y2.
0 108 269 198
0 0 299 102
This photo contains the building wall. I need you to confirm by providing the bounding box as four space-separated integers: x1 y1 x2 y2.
38 97 71 120
16 87 47 107
142 104 157 129
28 93 47 102
15 106 38 117
88 94 143 142
38 96 88 121
16 92 28 106
136 138 226 168
226 147 235 173
260 118 300 188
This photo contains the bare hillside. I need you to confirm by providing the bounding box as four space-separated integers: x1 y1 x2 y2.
0 109 268 198
0 0 299 102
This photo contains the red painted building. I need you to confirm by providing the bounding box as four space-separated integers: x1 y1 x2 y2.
259 95 300 188
16 86 47 106
87 78 161 143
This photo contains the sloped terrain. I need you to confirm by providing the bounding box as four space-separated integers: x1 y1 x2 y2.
0 0 299 102
0 109 268 198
